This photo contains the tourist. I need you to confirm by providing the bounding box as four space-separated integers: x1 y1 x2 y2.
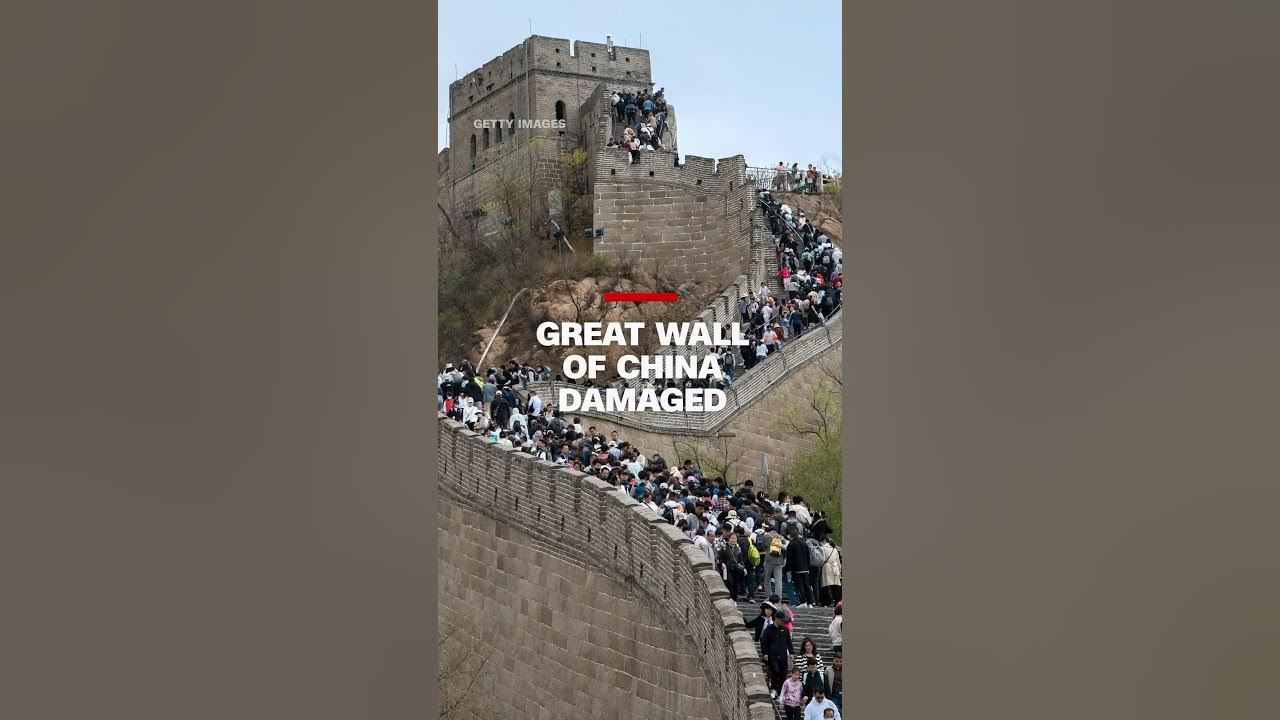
481 375 497 414
796 636 824 669
775 594 796 634
760 607 794 697
785 527 817 607
758 523 788 599
819 536 842 607
780 668 805 720
800 655 829 706
719 529 750 601
781 508 805 540
791 495 814 526
745 599 778 643
746 527 764 591
828 653 842 712
804 532 826 607
802 685 840 720
701 526 719 566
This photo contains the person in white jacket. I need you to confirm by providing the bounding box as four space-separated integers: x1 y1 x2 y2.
803 686 841 720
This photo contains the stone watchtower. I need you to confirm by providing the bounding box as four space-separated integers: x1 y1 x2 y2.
440 35 655 235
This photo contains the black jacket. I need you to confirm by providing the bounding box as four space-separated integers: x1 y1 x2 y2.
719 542 745 573
802 669 829 698
744 611 772 642
785 534 811 573
760 622 792 658
811 518 834 540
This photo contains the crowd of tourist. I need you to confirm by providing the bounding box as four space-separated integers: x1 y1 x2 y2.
760 188 842 325
746 599 843 716
438 362 845 606
604 87 671 162
438 83 845 715
771 162 826 194
440 357 843 715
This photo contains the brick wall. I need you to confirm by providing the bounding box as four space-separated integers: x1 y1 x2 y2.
446 36 653 185
591 152 754 288
439 498 717 719
442 134 574 238
437 417 776 720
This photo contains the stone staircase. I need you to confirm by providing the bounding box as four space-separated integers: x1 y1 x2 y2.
734 598 839 720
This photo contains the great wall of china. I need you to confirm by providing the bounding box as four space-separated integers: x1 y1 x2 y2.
439 35 840 720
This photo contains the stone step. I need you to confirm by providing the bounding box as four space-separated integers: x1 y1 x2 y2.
733 599 836 720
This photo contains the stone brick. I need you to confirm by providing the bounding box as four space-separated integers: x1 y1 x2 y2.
438 416 787 720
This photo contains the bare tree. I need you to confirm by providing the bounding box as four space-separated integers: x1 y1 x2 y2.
777 353 842 443
563 280 619 325
818 154 842 178
671 433 747 483
438 622 497 720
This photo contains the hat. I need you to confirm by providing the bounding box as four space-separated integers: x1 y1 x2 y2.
726 510 738 519
659 483 668 489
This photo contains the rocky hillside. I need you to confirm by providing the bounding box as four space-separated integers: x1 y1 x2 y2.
775 190 842 245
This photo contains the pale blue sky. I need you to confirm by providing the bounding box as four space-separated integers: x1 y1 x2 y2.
438 1 842 171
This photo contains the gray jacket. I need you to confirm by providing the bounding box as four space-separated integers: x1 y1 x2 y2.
758 530 787 567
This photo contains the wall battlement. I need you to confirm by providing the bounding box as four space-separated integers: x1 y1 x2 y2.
449 36 652 119
596 151 748 192
590 144 756 287
437 416 775 720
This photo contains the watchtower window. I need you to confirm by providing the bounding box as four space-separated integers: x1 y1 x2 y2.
496 124 502 142
555 101 566 122
482 128 490 150
469 135 476 169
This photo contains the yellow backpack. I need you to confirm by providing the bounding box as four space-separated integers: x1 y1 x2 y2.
768 536 784 557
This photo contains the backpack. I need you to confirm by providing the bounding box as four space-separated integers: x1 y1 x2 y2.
768 536 784 557
747 540 761 567
806 538 826 567
782 518 803 539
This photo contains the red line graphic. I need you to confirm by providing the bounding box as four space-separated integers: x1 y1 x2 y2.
603 292 679 302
